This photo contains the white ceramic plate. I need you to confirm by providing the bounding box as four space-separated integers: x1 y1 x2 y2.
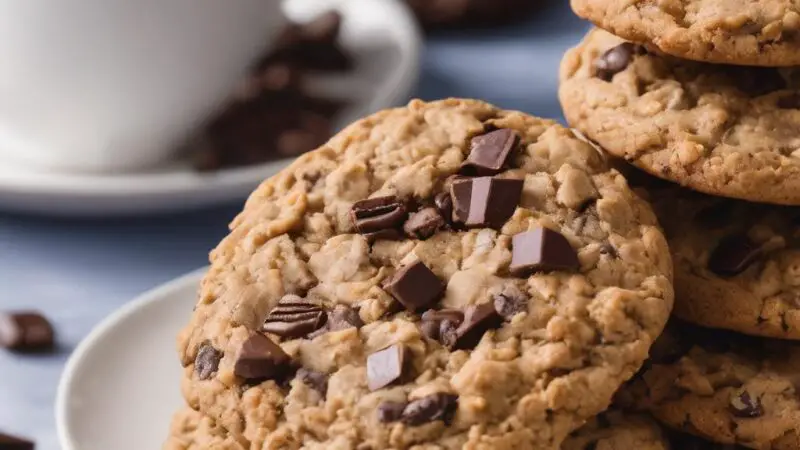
0 0 421 216
56 269 205 450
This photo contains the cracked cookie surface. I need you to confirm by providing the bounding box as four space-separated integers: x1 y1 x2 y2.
571 0 800 66
175 98 673 449
619 320 800 449
559 28 800 206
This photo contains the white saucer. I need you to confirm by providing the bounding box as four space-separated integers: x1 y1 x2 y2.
56 269 205 450
0 0 421 217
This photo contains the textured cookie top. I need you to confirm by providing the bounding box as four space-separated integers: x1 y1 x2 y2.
620 321 800 449
164 408 245 450
559 28 800 206
571 0 800 66
176 99 673 449
632 174 800 340
562 411 670 450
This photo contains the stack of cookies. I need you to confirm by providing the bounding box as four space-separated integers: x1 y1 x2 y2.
560 1 800 448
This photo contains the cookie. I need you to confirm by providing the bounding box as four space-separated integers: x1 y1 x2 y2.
629 174 800 340
562 411 670 450
406 0 541 29
571 0 800 66
175 98 673 449
619 320 800 449
163 408 244 450
559 28 800 205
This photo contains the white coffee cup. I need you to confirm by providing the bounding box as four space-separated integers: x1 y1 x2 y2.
0 0 286 172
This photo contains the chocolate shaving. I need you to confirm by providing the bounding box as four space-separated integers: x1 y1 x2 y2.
367 344 407 391
351 196 408 236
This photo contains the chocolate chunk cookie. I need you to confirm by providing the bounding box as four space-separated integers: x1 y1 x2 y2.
571 0 800 66
175 99 673 449
632 175 800 340
619 320 800 449
560 28 800 205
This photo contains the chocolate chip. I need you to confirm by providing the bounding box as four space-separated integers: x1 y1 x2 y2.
594 43 638 81
297 368 328 396
453 303 503 350
730 391 763 418
404 208 446 240
460 129 519 176
510 228 580 277
0 311 55 353
383 260 445 312
263 295 327 339
434 192 454 224
195 343 223 380
367 344 407 391
377 400 408 423
450 177 523 229
350 196 408 236
0 432 34 450
493 291 528 319
778 93 800 109
419 310 465 344
708 236 761 277
401 393 459 426
234 333 292 382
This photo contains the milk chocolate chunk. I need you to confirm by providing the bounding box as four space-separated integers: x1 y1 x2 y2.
419 309 465 344
0 432 34 450
450 177 523 229
350 196 407 235
404 208 445 240
510 228 579 277
234 333 292 382
460 128 519 176
383 260 444 312
708 236 761 277
0 311 55 353
453 303 502 350
263 295 327 339
401 393 459 426
367 344 407 391
195 343 223 380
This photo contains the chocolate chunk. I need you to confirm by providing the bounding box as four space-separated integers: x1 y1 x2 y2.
778 93 800 109
730 391 764 418
594 43 639 81
0 311 55 353
350 196 408 235
0 432 34 450
307 304 363 339
401 393 459 426
460 129 519 176
493 291 528 319
297 368 328 395
510 228 580 277
419 310 465 343
377 401 408 423
404 208 446 240
234 333 292 382
263 295 327 339
434 192 455 225
708 236 761 277
367 344 407 391
450 177 523 229
383 260 444 312
453 303 503 350
195 343 223 380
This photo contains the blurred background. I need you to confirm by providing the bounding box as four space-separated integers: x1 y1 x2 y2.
0 1 590 448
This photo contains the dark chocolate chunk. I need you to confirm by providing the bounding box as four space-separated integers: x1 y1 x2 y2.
350 196 408 235
434 192 454 224
450 177 523 229
510 228 580 277
0 311 55 353
404 208 445 240
708 236 761 277
401 393 459 426
0 432 34 450
263 295 327 339
377 401 408 423
234 333 292 382
383 260 444 312
460 129 519 176
778 93 800 109
729 391 764 418
493 291 528 319
367 344 407 391
453 303 503 350
307 304 363 339
594 43 639 81
195 343 223 380
297 368 328 396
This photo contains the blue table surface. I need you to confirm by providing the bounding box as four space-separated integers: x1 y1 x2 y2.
0 4 590 448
